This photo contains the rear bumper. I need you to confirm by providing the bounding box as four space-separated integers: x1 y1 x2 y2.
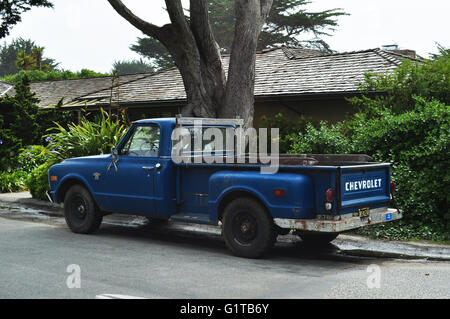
274 208 402 233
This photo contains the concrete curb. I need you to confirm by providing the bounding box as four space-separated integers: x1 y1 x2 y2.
334 235 450 261
1 192 449 261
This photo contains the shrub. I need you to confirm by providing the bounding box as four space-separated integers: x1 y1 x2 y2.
0 171 28 193
287 98 450 241
351 99 449 240
287 121 353 154
16 145 53 174
46 109 128 161
25 110 128 200
26 162 53 200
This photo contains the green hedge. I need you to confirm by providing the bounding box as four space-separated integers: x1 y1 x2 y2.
0 171 28 193
26 162 53 201
288 98 450 241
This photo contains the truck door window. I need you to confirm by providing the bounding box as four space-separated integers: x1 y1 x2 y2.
176 127 232 154
121 125 160 157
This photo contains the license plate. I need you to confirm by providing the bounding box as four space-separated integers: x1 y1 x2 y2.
358 207 370 217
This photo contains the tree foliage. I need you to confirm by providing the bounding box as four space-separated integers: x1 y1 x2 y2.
112 58 155 75
0 73 75 171
0 38 58 77
0 0 53 39
130 0 347 70
15 45 53 71
349 53 450 115
0 74 39 170
130 37 175 70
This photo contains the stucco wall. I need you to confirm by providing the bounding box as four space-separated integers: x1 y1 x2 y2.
253 98 356 127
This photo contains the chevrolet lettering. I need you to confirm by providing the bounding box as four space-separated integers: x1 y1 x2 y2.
345 179 382 192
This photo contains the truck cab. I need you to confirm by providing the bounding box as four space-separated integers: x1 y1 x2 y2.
48 117 402 258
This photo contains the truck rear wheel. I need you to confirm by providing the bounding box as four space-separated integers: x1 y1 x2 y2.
64 185 103 234
298 232 338 245
222 197 277 259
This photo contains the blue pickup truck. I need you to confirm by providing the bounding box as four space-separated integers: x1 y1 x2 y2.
48 117 401 258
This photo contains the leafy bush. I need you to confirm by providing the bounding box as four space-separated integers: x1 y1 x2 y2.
0 171 28 193
287 121 352 154
24 110 129 200
26 162 53 200
349 52 449 115
16 145 53 173
287 98 450 241
351 99 449 240
46 110 128 161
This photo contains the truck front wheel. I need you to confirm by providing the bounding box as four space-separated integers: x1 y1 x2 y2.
64 185 103 234
222 197 277 259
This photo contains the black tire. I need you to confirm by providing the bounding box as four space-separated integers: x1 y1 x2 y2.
64 185 103 234
299 232 338 246
222 197 277 259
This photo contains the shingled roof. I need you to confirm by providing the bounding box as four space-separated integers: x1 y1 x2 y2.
4 46 414 109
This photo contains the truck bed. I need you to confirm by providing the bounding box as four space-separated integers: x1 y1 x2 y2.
177 154 376 167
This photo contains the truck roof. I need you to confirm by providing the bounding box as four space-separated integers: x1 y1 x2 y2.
134 118 177 125
134 117 244 127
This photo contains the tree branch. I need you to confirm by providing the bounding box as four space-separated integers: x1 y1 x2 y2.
189 0 226 102
107 0 162 39
260 0 274 27
164 0 194 44
189 0 220 62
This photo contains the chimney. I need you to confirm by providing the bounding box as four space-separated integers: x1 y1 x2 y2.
382 44 416 59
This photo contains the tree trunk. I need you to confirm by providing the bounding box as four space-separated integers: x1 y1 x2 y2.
108 0 272 127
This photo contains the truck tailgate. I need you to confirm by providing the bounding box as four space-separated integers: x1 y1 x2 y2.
339 163 391 213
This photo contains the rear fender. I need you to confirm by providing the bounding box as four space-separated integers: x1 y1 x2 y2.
208 171 315 222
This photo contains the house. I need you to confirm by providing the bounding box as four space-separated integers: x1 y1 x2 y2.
2 46 416 126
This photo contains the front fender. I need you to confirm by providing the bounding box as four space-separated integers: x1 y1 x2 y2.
52 173 97 204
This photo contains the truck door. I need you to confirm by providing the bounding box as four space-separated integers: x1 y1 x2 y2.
100 124 161 216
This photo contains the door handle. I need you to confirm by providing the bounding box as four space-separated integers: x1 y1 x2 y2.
142 166 156 171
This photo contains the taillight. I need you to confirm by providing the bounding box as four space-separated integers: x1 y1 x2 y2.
326 188 334 202
390 181 396 193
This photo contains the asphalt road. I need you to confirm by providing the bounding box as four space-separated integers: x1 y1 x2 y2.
0 214 448 299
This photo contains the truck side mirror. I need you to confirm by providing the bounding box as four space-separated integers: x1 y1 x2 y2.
111 147 118 158
108 147 120 172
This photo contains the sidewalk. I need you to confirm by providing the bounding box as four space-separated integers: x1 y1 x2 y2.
1 191 449 261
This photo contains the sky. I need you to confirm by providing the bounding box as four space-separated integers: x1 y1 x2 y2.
2 0 449 73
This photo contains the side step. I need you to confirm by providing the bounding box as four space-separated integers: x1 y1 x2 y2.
169 213 212 225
